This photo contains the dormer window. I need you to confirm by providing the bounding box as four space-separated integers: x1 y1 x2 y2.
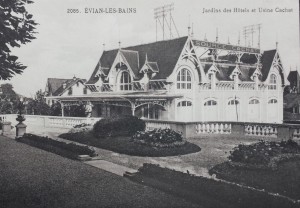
119 71 132 91
268 74 277 90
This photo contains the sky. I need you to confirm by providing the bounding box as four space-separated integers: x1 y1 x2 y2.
4 0 300 97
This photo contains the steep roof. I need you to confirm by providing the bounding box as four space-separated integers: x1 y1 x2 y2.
46 78 70 95
53 78 87 96
86 37 188 84
260 49 277 81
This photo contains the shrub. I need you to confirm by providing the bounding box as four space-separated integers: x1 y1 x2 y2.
93 116 145 137
229 139 300 165
69 123 92 133
18 133 97 158
131 128 185 148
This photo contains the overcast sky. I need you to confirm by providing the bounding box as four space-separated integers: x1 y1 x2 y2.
4 0 300 97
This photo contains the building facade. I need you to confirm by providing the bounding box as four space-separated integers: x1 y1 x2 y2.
53 36 285 123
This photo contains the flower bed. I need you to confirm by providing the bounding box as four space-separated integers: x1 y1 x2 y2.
17 133 97 160
59 131 201 157
131 128 185 148
229 139 300 165
127 163 299 208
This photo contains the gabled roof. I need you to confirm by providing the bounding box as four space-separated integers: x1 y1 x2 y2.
120 50 139 76
260 49 277 81
147 62 159 73
49 78 87 96
87 37 188 84
239 66 256 82
46 78 70 95
216 65 235 81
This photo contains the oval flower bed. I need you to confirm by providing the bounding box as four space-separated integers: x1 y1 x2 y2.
131 128 186 148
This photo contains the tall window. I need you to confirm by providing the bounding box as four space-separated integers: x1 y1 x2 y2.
268 74 277 90
83 87 87 94
68 87 72 95
120 71 132 91
177 68 192 90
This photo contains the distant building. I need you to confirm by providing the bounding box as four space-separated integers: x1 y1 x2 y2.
45 76 90 106
50 36 286 123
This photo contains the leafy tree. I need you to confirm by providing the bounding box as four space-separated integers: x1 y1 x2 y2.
0 0 37 80
0 83 20 113
26 90 50 115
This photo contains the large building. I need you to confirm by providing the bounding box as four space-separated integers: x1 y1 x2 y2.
52 36 286 123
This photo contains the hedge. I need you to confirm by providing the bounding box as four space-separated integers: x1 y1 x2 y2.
93 116 145 137
17 134 97 159
127 163 299 208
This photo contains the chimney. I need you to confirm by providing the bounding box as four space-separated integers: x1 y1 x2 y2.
63 83 67 89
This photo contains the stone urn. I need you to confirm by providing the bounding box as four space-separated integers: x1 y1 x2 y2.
15 115 27 138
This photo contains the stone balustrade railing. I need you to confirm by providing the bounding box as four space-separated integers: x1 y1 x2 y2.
245 124 278 137
1 114 300 140
195 123 231 134
0 114 101 129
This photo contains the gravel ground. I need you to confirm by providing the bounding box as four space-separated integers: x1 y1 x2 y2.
0 136 203 208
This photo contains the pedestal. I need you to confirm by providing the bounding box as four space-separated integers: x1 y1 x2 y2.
2 121 12 136
15 122 27 139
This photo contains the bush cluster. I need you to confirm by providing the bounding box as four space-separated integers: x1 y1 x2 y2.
93 116 145 137
131 128 184 148
229 139 300 165
18 133 97 158
69 123 92 133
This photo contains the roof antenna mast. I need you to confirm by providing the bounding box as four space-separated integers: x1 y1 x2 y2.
154 3 179 41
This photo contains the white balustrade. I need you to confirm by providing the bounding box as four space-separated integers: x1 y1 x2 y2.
245 124 277 137
195 122 231 134
145 121 171 131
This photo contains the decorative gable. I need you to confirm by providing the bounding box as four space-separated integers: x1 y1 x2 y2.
229 64 242 80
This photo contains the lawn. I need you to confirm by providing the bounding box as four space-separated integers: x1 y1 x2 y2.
0 136 202 208
59 131 201 157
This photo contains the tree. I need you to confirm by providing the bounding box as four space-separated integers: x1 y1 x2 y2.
0 83 20 113
26 89 50 115
0 0 37 80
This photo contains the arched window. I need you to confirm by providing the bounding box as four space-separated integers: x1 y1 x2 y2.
177 101 192 107
268 74 277 90
268 99 278 104
177 68 192 89
119 71 132 91
204 100 217 106
249 99 259 104
228 99 239 105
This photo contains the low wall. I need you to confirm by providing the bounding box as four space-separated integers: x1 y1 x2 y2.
144 119 300 140
0 114 101 129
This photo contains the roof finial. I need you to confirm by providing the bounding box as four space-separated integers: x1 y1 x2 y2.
216 28 219 43
187 15 191 37
145 53 148 62
118 41 121 49
102 43 105 51
238 31 240 45
276 41 278 49
191 23 194 37
227 36 230 44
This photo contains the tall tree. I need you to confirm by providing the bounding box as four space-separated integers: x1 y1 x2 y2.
0 0 37 80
